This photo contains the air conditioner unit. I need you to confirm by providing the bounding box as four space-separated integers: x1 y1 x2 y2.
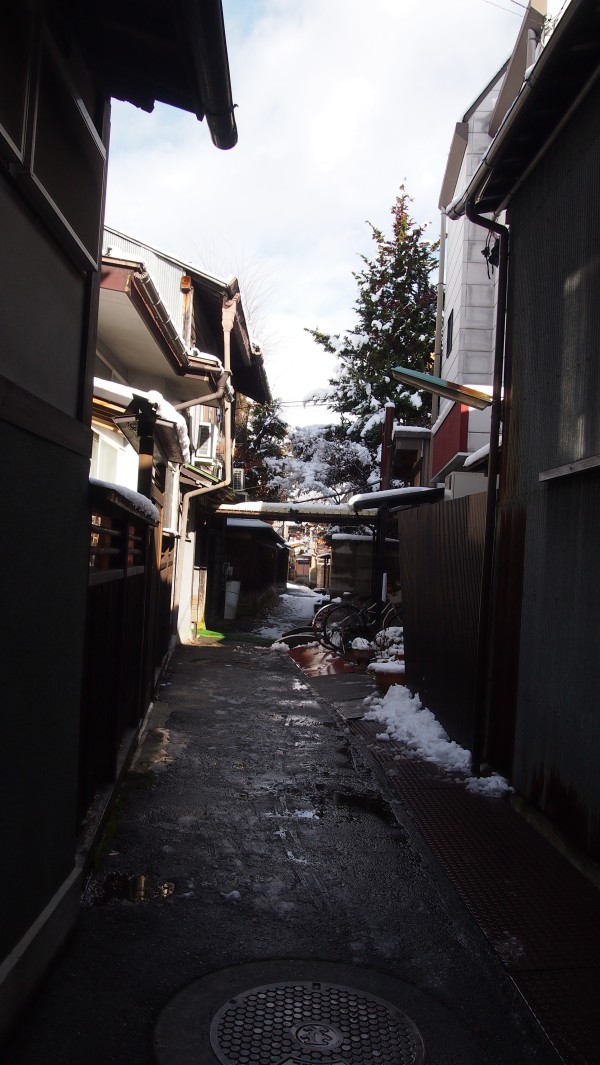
232 466 245 491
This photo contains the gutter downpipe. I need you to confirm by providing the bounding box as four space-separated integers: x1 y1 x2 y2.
465 197 509 776
171 294 239 642
174 370 232 412
431 210 447 430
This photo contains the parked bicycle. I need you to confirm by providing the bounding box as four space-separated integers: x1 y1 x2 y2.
312 596 402 653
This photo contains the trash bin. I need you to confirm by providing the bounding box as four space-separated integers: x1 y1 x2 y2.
224 579 241 620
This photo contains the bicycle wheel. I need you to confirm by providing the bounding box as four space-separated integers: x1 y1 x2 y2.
381 602 403 630
375 602 404 652
323 604 365 651
312 601 346 639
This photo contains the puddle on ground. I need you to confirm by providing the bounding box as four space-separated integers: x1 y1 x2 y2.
92 873 176 905
330 791 396 824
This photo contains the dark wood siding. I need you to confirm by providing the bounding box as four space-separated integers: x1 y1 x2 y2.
398 493 486 750
497 75 600 857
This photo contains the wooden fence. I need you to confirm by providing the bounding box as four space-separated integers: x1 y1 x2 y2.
397 493 486 750
78 484 172 823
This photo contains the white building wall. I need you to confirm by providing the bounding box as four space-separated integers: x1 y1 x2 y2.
450 78 502 391
435 74 505 493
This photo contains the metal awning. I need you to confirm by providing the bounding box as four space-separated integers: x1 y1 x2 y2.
392 367 492 411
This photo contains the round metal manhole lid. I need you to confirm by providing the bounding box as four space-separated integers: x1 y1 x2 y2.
209 980 424 1065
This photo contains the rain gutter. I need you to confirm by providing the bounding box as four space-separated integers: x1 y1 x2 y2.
179 0 238 149
133 269 188 370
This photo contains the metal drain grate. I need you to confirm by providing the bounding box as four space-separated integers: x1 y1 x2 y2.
209 980 424 1065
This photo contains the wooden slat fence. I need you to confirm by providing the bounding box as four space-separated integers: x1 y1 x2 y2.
78 484 172 823
397 493 486 750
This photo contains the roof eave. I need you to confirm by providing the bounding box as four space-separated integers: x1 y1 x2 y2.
445 0 600 220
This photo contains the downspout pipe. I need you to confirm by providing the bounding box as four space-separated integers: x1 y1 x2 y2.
171 295 239 641
431 210 447 428
173 370 232 412
465 198 509 776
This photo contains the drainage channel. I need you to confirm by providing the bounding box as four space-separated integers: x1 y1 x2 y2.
155 962 425 1065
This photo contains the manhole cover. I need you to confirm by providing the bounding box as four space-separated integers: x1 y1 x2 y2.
209 980 424 1065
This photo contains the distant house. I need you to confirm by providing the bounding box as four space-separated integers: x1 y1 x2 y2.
433 1 546 497
223 518 289 617
0 0 241 1039
94 229 270 640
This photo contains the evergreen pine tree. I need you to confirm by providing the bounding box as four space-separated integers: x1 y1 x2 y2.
307 187 438 465
233 398 289 501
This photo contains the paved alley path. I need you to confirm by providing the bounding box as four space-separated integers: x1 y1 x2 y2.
237 581 324 640
4 642 558 1065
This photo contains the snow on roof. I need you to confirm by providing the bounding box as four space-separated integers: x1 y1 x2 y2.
94 378 191 463
331 533 399 542
463 435 501 469
188 348 224 370
394 424 431 435
332 533 374 541
226 517 286 544
348 487 438 508
90 478 160 525
221 501 375 517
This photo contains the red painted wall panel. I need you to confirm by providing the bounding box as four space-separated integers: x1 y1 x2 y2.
431 404 469 478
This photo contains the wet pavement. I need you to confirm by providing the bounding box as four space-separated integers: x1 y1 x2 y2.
2 587 596 1065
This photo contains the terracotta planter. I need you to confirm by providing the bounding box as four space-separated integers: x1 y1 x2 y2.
368 662 407 694
352 648 375 664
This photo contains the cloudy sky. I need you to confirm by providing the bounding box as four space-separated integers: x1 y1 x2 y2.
105 0 528 425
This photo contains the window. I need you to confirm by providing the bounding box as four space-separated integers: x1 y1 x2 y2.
196 422 216 459
91 430 118 484
445 309 454 358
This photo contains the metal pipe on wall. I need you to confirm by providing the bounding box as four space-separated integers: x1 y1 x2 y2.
171 296 238 640
432 210 447 426
465 199 509 776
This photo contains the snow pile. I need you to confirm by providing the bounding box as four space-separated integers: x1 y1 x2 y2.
365 686 471 772
368 661 405 674
351 637 373 650
364 685 510 794
374 626 404 662
465 773 511 796
254 583 322 638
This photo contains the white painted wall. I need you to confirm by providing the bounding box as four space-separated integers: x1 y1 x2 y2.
436 73 504 476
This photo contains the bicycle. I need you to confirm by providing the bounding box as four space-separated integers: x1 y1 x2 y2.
313 596 402 653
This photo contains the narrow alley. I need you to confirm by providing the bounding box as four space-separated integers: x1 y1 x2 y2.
3 585 571 1065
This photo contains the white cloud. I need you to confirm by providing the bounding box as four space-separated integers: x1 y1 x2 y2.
105 0 524 425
